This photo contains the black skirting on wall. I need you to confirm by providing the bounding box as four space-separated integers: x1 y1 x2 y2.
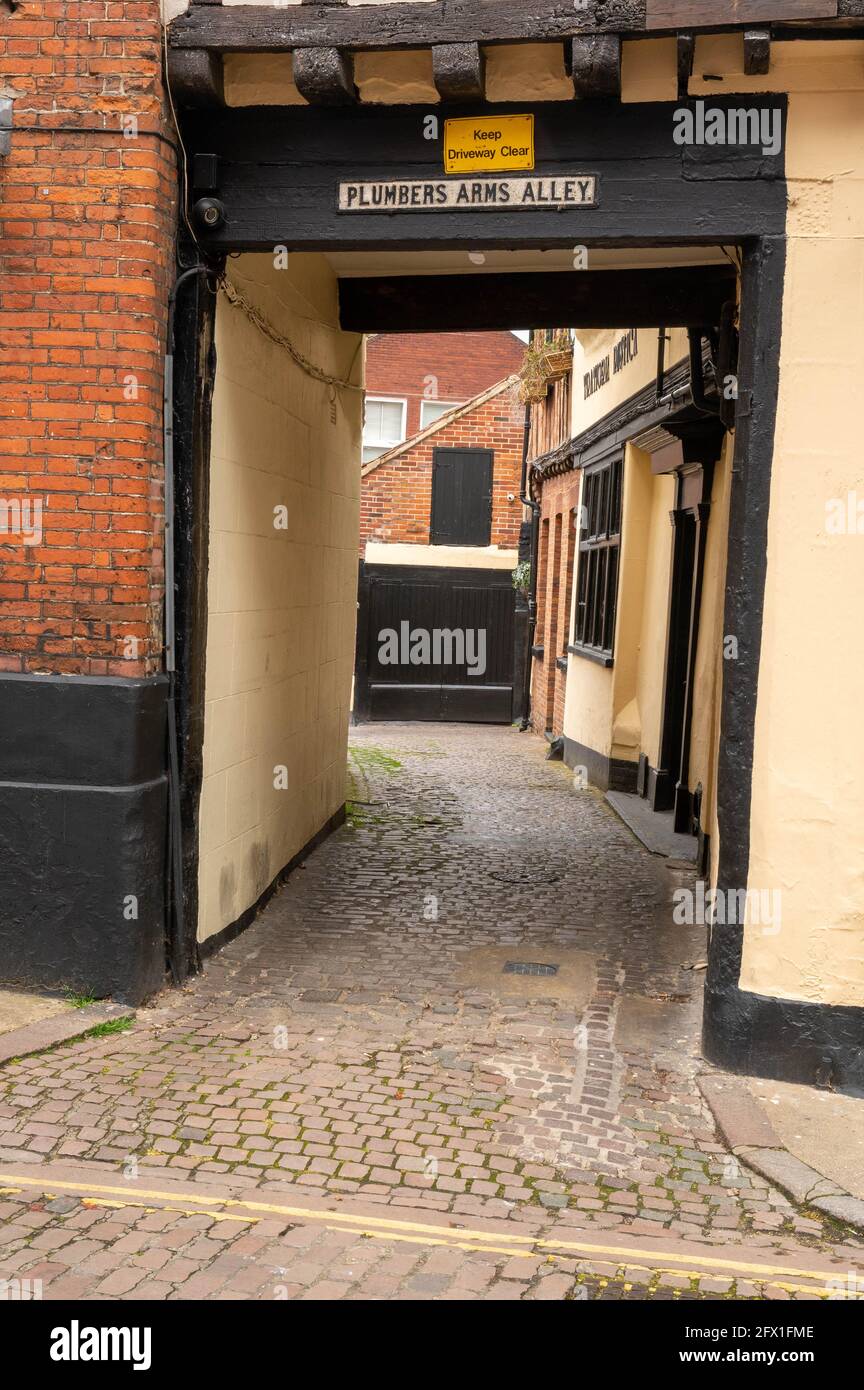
0 672 169 1005
703 984 864 1095
563 733 638 793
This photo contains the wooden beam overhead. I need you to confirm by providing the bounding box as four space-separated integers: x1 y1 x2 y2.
292 47 357 105
646 0 835 25
743 28 772 72
570 36 622 99
166 50 224 107
170 1 637 51
338 266 738 334
171 0 842 53
432 42 486 102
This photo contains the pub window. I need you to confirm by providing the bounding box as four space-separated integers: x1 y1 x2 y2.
572 454 622 662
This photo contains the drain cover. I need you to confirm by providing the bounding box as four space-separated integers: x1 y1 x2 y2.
503 961 560 977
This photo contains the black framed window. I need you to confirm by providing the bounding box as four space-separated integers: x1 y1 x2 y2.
572 454 622 663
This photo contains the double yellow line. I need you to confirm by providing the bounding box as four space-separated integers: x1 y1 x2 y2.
1 1170 858 1297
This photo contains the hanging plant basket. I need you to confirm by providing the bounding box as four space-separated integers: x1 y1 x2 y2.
518 373 549 404
519 342 552 402
542 346 574 381
519 337 573 396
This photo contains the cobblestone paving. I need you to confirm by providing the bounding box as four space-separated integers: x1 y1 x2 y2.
0 724 862 1301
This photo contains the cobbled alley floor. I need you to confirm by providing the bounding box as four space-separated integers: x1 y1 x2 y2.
1 724 862 1301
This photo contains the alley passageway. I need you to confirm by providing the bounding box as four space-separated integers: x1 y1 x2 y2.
0 725 862 1301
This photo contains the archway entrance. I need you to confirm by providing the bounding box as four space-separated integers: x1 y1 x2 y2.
169 94 786 1082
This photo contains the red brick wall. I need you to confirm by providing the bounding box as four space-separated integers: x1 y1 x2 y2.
531 469 583 736
365 330 525 437
0 1 177 676
360 380 524 551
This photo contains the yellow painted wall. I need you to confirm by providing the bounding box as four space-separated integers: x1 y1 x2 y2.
197 254 363 944
572 328 689 440
219 39 572 106
740 72 864 1007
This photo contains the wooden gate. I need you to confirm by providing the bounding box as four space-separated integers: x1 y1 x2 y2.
354 563 519 723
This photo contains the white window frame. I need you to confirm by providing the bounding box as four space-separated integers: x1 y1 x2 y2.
419 399 464 430
363 395 408 462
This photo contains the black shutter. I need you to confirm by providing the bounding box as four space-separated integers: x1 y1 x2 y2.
430 447 493 546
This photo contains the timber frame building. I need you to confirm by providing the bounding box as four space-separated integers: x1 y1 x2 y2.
0 0 863 1092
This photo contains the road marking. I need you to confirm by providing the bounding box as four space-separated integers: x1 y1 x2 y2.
0 1169 854 1293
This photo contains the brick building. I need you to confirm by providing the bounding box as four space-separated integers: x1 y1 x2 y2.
355 372 528 724
521 330 578 740
532 469 583 739
362 329 524 459
360 374 524 554
0 0 176 680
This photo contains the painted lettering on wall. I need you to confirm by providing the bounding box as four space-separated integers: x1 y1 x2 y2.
583 329 638 399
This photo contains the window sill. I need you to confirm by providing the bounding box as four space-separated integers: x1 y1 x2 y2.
555 656 568 672
531 645 544 660
566 643 614 669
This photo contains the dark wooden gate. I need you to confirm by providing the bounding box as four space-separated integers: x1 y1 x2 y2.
354 562 518 723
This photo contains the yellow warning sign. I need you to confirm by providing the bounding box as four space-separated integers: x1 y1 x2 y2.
443 114 535 174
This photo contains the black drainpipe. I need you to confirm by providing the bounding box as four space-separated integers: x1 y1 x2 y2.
518 401 541 731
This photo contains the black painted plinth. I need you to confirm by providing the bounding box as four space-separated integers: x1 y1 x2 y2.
0 673 169 1004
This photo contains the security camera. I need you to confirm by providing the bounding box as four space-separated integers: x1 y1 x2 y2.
193 197 226 231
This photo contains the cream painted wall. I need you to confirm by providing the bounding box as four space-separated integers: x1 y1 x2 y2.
218 44 576 107
365 542 516 569
197 254 363 944
621 39 677 105
739 69 864 1007
572 328 689 439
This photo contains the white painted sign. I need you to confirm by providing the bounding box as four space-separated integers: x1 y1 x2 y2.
338 174 598 213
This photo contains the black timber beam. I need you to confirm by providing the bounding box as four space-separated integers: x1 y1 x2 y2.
432 43 486 102
743 28 772 70
179 97 787 257
645 0 835 26
293 46 358 104
338 265 737 333
570 36 622 98
169 1 643 51
169 0 841 52
166 50 225 107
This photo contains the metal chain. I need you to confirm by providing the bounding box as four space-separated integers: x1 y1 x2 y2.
218 274 365 393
